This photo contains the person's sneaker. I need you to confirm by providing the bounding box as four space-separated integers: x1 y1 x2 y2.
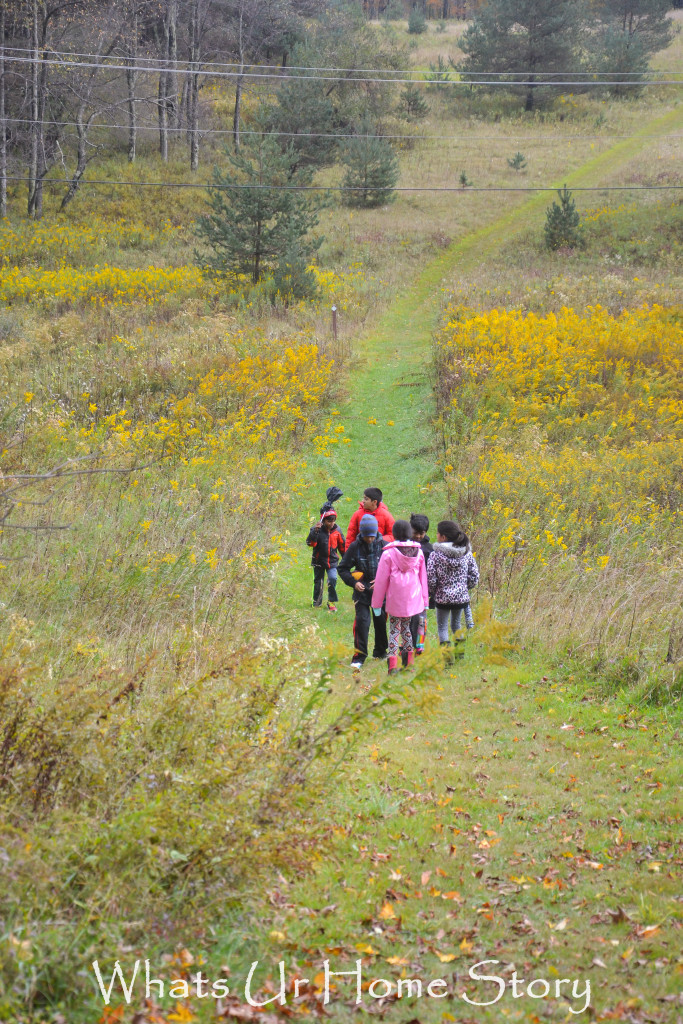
327 602 337 612
350 659 363 670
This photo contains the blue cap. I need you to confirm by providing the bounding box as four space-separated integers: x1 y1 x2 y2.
359 514 379 537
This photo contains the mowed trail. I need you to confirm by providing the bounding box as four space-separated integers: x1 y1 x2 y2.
263 105 683 1023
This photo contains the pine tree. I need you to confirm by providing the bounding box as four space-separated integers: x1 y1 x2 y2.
458 0 587 111
340 131 399 208
398 84 430 120
544 186 584 250
408 7 428 34
592 0 675 96
507 152 527 171
264 44 340 172
195 138 323 290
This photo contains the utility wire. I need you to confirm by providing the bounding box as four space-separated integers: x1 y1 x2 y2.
4 115 683 143
4 45 682 78
5 175 682 193
1 54 678 86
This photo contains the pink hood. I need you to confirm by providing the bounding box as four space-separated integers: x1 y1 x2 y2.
371 541 428 618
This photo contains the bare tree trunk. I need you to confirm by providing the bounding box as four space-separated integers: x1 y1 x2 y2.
232 6 244 151
125 6 138 163
0 0 7 218
157 4 169 161
126 61 136 161
189 0 200 171
28 0 40 216
166 0 178 129
233 73 243 150
33 46 49 218
60 104 89 210
158 68 168 160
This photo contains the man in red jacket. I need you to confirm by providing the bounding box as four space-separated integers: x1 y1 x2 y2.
346 487 395 545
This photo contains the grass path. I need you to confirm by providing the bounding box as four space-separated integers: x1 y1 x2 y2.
243 106 683 1022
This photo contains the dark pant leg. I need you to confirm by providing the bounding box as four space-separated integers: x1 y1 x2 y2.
371 608 388 658
327 567 338 603
409 613 420 648
353 600 370 662
312 565 325 606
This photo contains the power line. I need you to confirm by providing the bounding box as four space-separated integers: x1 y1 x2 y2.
4 114 683 144
4 46 681 79
5 175 682 193
1 54 678 87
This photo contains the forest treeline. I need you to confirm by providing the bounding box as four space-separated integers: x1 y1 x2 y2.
0 0 679 218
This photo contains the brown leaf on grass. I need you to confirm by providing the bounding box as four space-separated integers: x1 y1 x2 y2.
511 917 536 935
100 1008 126 1024
421 870 432 885
633 924 661 939
591 958 607 969
378 902 396 920
607 907 632 924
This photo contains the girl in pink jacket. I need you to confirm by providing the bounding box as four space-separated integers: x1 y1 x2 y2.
372 520 429 674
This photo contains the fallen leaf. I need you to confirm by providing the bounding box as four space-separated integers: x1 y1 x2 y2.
167 1004 196 1023
378 902 396 920
634 924 660 939
435 951 456 963
355 943 378 955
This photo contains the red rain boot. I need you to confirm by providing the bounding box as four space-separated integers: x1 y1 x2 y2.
405 650 415 669
387 655 399 675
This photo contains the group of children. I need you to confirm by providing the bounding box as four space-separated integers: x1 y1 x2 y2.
306 486 480 673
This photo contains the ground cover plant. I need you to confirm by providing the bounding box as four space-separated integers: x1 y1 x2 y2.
433 194 683 697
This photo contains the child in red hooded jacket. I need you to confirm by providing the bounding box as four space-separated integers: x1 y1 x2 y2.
346 487 394 545
306 510 346 611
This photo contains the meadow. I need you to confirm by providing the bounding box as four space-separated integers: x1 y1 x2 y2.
0 15 682 1023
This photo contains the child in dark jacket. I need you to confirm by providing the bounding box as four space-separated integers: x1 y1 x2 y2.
427 520 479 644
306 510 346 611
338 513 388 668
409 513 434 654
